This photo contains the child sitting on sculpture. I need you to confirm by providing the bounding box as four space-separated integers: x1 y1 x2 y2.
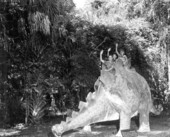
115 43 128 66
100 44 133 71
107 48 118 62
115 44 135 71
112 53 118 62
100 48 115 70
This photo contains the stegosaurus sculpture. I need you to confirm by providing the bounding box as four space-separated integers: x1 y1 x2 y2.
52 59 161 137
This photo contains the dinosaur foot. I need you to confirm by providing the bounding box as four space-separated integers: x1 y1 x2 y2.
82 125 91 132
52 121 68 137
137 124 150 133
115 130 122 137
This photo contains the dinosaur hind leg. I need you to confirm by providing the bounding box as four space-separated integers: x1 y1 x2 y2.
138 111 150 132
138 102 150 132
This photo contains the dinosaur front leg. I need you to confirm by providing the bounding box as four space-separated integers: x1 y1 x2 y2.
116 111 131 137
119 111 131 130
105 92 131 137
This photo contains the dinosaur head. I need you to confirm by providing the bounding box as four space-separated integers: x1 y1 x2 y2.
52 122 68 137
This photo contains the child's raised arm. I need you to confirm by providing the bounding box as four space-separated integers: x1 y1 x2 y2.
115 43 121 57
100 50 105 63
107 48 111 57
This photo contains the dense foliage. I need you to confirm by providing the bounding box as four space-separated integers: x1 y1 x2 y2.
74 0 170 108
0 0 169 127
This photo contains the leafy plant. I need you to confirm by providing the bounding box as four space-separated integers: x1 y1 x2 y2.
25 90 47 124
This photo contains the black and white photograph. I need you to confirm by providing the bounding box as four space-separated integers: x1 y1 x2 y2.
0 0 170 137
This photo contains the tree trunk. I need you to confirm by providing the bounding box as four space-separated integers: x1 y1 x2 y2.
168 38 170 102
163 28 170 103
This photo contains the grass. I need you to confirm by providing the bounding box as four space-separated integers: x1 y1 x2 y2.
0 112 168 137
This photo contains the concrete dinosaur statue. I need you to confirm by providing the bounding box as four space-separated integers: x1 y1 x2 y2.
52 58 161 137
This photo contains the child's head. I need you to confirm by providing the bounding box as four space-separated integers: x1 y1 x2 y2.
120 49 125 56
112 54 117 60
108 55 113 61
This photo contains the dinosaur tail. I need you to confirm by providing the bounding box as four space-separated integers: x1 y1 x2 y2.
150 102 163 115
147 83 163 115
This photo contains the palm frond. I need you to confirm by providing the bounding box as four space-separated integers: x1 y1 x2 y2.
25 91 47 124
